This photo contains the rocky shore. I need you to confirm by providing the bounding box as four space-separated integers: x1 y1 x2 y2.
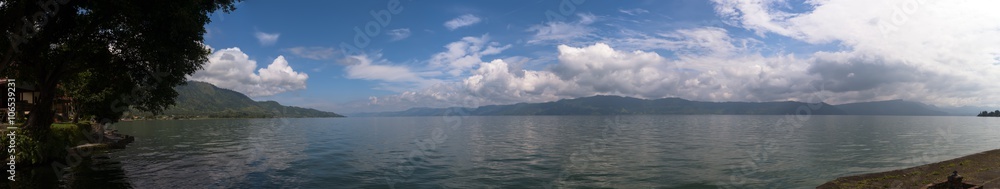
818 149 1000 188
71 129 135 152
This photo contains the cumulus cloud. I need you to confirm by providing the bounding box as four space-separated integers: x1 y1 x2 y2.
344 40 810 113
807 52 921 93
463 59 568 103
711 0 1000 106
189 47 309 97
335 1 1000 112
387 28 412 41
454 43 687 104
444 14 482 30
458 42 815 104
255 31 280 46
283 46 337 60
526 13 597 44
337 26 822 113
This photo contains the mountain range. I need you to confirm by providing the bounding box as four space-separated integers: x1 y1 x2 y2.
351 95 991 117
132 81 343 118
142 82 991 118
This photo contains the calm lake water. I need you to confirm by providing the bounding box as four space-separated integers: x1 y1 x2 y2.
16 115 1000 188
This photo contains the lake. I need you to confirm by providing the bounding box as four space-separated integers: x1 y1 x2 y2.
17 115 1000 188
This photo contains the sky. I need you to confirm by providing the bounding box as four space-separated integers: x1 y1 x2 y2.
191 0 1000 113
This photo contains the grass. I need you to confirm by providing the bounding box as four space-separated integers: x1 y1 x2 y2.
50 122 78 129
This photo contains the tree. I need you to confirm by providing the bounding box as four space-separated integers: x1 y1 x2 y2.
1 0 239 134
977 110 1000 117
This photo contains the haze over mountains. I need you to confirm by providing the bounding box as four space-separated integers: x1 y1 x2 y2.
351 95 991 117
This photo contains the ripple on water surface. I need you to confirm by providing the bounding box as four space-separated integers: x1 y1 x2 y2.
42 116 999 188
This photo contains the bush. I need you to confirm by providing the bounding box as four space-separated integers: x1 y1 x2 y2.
1 123 94 165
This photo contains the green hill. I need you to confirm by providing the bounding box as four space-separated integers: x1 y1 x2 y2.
132 81 343 118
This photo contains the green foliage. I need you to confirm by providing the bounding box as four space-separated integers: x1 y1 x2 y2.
1 123 92 165
1 0 241 131
976 110 1000 117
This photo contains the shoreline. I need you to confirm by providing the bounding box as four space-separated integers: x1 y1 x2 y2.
1 122 134 167
818 148 1000 188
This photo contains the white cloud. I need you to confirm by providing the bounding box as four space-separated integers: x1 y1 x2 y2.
619 8 649 16
341 54 440 92
610 27 761 57
343 55 422 83
337 35 510 97
526 13 597 44
387 28 412 41
429 34 511 76
344 83 485 112
711 0 1000 106
462 59 568 103
444 14 482 30
711 0 798 37
189 47 309 97
337 1 1000 112
337 28 836 113
254 31 280 46
344 40 795 112
283 47 337 60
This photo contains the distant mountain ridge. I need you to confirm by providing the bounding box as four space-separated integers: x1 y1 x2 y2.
352 95 972 117
136 81 343 118
353 95 847 116
835 99 947 116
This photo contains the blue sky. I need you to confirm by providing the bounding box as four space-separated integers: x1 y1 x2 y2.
191 0 1000 113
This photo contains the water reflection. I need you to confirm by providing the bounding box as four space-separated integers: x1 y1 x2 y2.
15 115 999 188
0 153 132 189
110 119 309 188
63 155 132 188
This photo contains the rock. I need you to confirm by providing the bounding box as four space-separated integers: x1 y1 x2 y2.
921 171 982 189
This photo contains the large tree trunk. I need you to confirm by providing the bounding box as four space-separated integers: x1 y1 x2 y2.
24 77 58 134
